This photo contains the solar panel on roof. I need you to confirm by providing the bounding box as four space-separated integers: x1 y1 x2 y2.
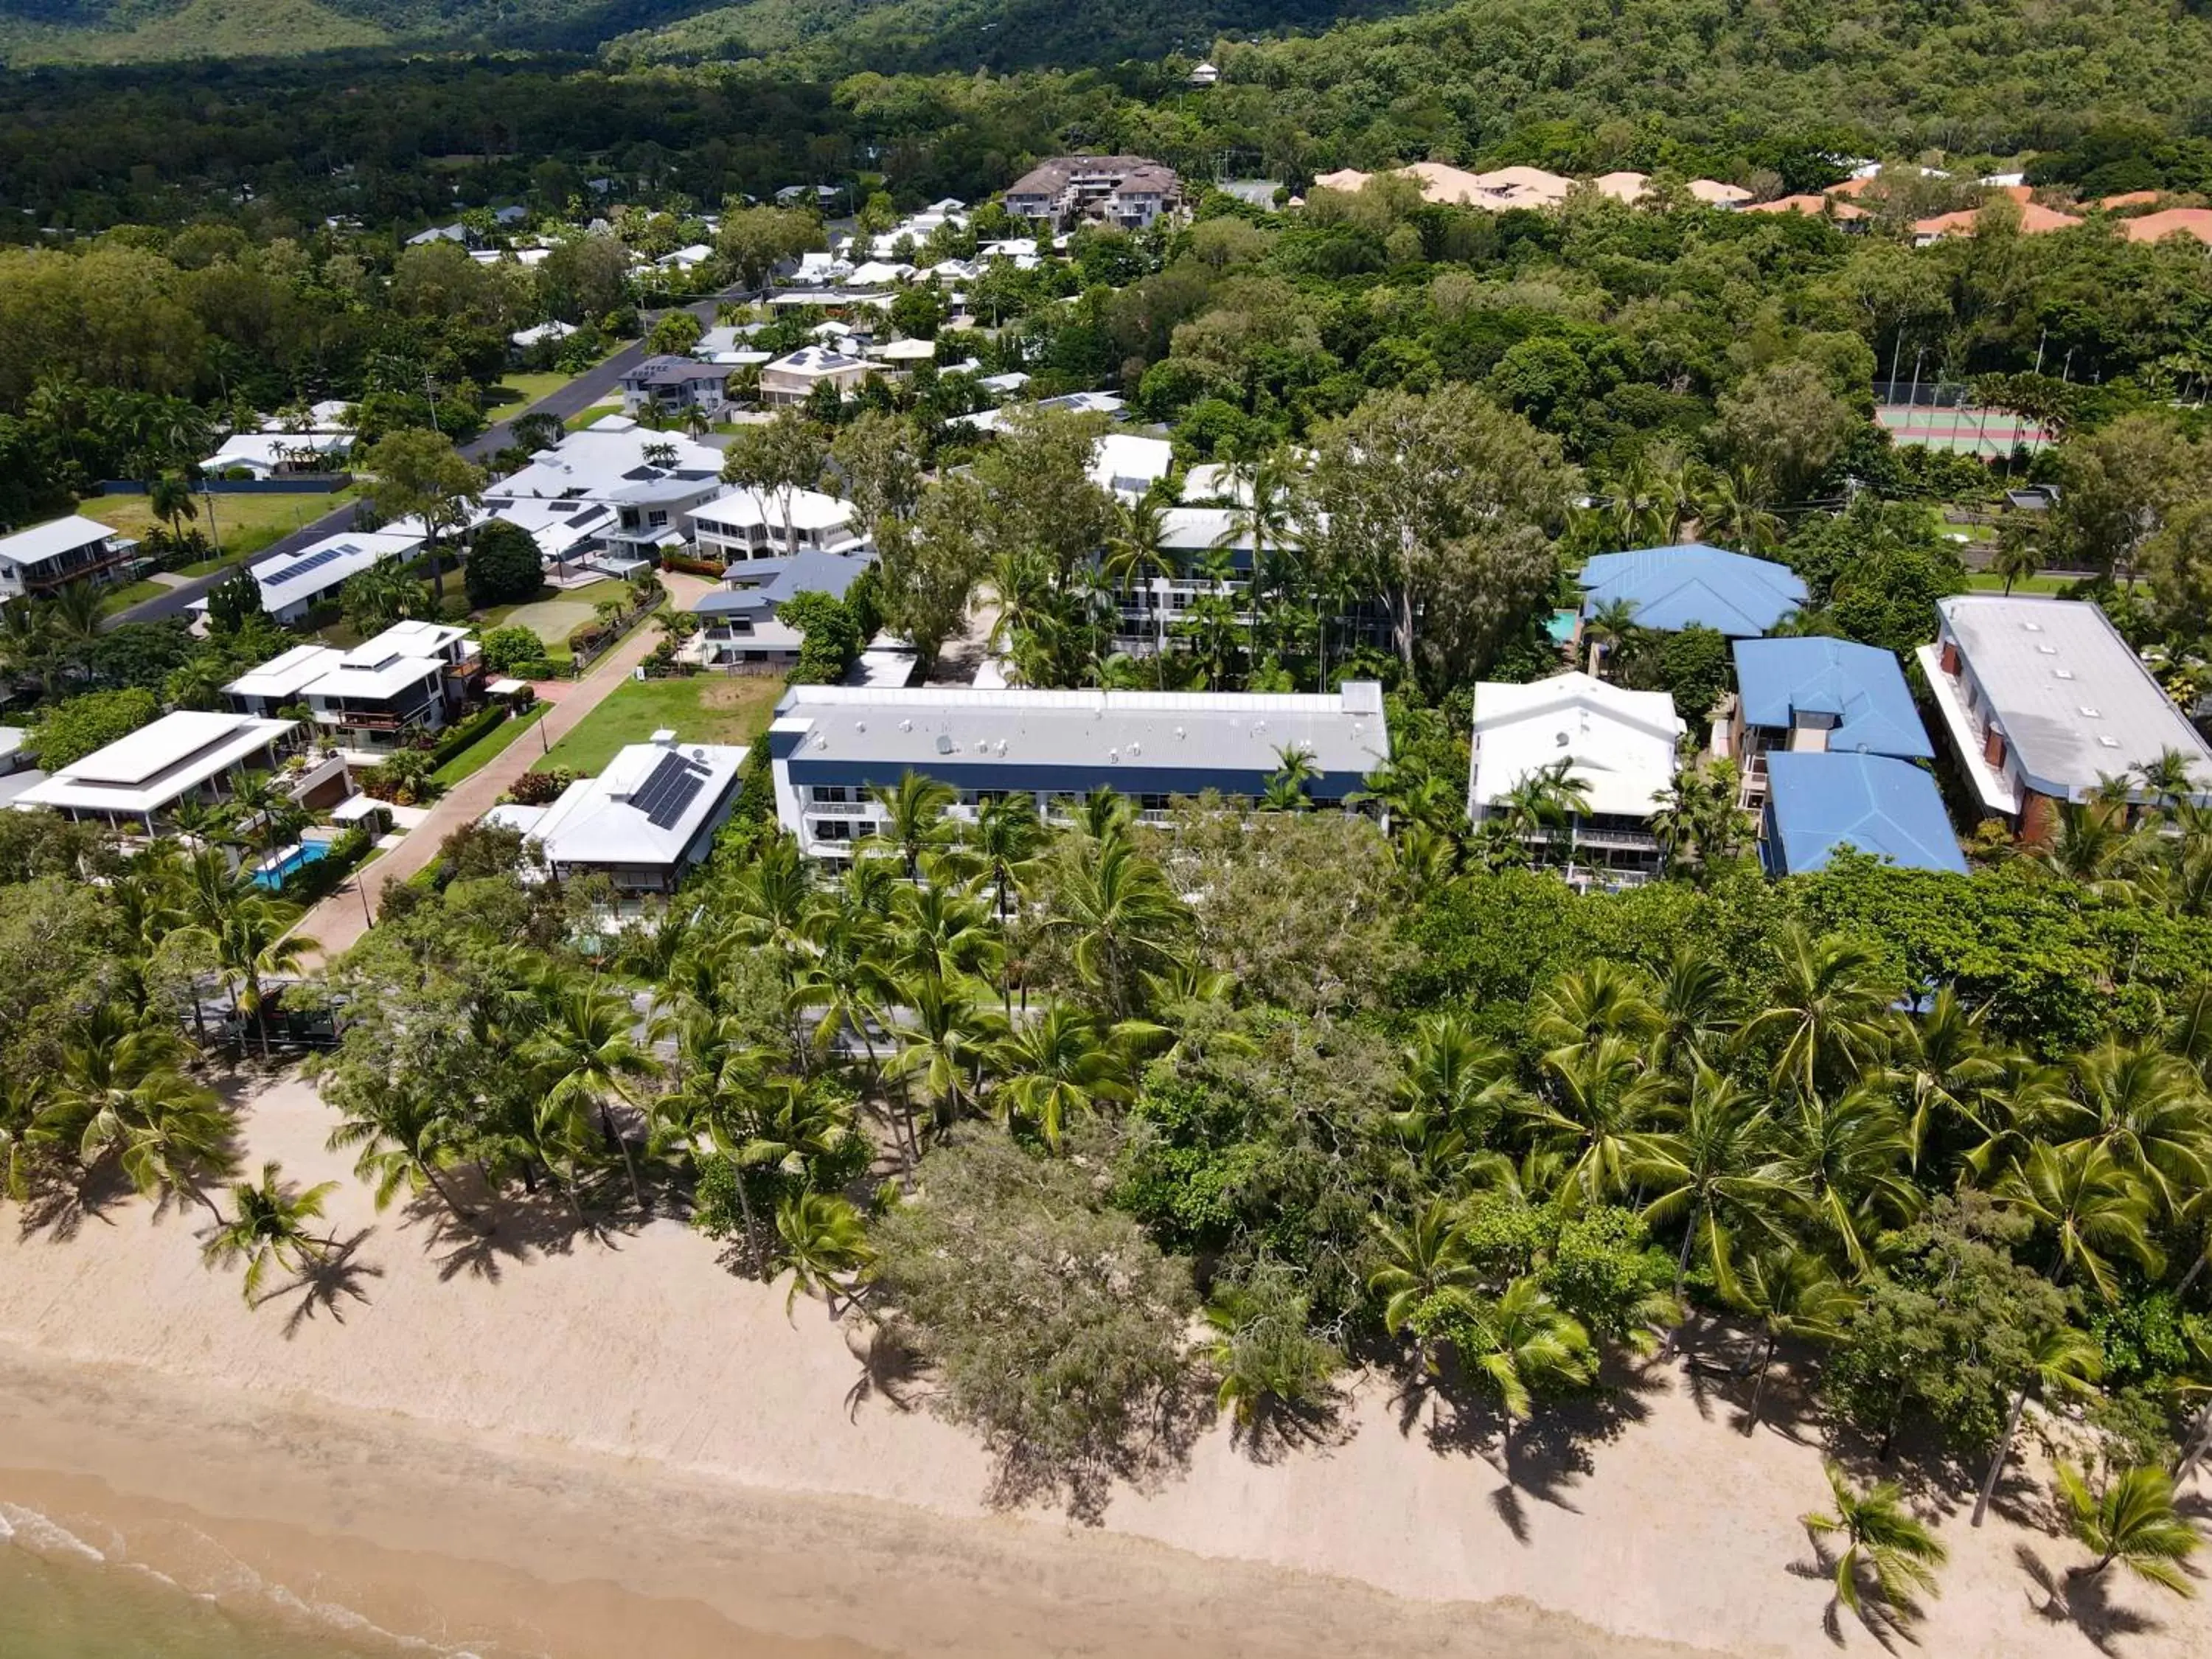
630 750 710 830
268 544 355 584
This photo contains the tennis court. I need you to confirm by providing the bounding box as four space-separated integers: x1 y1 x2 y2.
1877 403 2048 456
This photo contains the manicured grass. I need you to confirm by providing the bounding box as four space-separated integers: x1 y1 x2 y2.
83 487 360 563
433 703 549 787
1964 571 2077 595
541 674 785 776
96 577 168 616
473 578 630 646
490 369 574 409
565 397 625 432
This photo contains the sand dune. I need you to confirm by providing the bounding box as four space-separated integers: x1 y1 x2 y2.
0 1069 2204 1658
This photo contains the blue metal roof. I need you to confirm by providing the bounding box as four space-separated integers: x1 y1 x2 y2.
1764 751 1966 876
1578 544 1807 636
1733 637 1933 760
694 552 874 618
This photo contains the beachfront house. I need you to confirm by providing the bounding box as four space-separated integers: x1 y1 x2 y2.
1760 751 1967 877
1467 672 1684 885
1577 545 1808 639
0 515 140 601
16 709 301 833
495 733 749 894
1916 594 2212 840
768 682 1390 859
1728 636 1934 812
267 620 483 757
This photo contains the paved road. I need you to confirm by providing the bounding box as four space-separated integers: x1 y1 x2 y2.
293 571 717 964
108 295 728 627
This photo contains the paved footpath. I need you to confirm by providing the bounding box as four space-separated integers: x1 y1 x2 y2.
294 571 715 963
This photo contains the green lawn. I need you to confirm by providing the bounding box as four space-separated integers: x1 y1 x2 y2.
541 674 785 776
96 577 168 616
1964 571 2076 595
473 577 630 649
83 487 361 563
565 397 625 432
490 369 574 409
433 703 549 787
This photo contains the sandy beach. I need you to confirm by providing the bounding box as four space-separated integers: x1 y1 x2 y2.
1 1069 2205 1659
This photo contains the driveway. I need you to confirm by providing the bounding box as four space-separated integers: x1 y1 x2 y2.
107 294 733 628
295 571 716 963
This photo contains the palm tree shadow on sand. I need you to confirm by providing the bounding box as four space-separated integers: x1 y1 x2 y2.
399 1171 618 1281
2010 1543 2167 1655
253 1226 385 1338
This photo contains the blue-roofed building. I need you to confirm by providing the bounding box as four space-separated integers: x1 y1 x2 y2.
690 550 879 667
1762 751 1966 877
1578 544 1807 637
1731 636 1934 813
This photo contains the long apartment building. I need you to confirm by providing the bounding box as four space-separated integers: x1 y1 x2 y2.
1003 156 1181 231
768 682 1389 858
1917 595 2212 837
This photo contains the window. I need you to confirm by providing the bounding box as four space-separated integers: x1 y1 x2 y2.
813 785 851 804
815 819 852 841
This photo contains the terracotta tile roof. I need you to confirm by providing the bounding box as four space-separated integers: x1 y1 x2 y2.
2122 207 2212 246
1743 193 1868 222
1914 199 2084 239
2098 190 2163 210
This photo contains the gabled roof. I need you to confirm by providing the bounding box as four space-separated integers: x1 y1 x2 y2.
0 515 120 571
1742 194 1868 223
1579 544 1807 636
2122 208 2212 246
693 550 877 617
1733 637 1933 759
1765 752 1966 875
529 740 748 869
1468 671 1685 818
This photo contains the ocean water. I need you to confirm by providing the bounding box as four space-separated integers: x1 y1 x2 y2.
0 1506 425 1659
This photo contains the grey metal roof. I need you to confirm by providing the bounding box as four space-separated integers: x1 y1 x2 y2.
1938 596 2212 799
773 684 1388 780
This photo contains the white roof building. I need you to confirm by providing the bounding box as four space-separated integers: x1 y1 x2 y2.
0 515 136 599
258 400 354 434
1092 433 1174 500
1920 595 2212 823
870 336 939 365
202 432 352 478
846 260 916 287
472 495 617 569
1467 672 1685 822
510 320 580 349
187 529 421 626
759 347 872 404
524 734 749 891
689 487 868 559
224 641 348 714
17 710 297 825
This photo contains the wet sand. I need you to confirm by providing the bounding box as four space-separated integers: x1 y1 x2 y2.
1 1070 2205 1658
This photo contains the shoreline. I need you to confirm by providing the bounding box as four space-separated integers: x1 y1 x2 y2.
3 1071 2205 1659
0 1343 1688 1659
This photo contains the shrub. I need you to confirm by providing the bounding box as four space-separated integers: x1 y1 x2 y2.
29 687 159 771
276 826 371 905
510 767 577 806
425 703 510 768
479 625 543 674
463 520 545 608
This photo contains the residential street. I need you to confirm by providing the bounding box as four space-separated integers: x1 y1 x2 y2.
293 570 715 964
107 296 727 627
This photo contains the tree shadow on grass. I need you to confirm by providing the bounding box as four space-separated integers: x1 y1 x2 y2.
2012 1543 2168 1655
257 1227 385 1338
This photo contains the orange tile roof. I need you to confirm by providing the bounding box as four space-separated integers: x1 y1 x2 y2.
2122 207 2212 246
2098 190 2162 210
1742 193 1869 222
1914 199 2084 239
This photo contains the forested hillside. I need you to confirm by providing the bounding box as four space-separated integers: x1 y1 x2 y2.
0 0 1394 63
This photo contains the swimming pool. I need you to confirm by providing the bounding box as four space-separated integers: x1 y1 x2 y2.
252 840 332 890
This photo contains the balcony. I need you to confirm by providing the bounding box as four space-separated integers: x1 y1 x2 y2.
805 800 869 817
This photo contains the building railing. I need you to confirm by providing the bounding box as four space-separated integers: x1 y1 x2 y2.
805 800 869 817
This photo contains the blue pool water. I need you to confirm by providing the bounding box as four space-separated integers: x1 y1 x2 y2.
1547 608 1581 643
251 841 330 889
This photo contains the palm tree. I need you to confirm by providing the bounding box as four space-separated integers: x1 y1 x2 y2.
1802 1462 1947 1623
1582 597 1641 676
36 1008 234 1217
1742 925 1898 1100
1887 986 2007 1172
773 1192 872 1317
1729 1248 1856 1435
525 978 655 1211
1367 1201 1483 1357
1262 742 1322 811
1104 495 1175 677
2037 802 2153 900
1630 1065 1800 1308
1781 1087 1919 1274
1523 1034 1671 1207
1222 451 1304 666
2057 1462 2202 1594
866 771 956 881
959 793 1041 1008
1391 1015 1518 1150
2049 1040 2212 1215
1458 1276 1599 1426
201 1160 341 1305
324 1072 481 1231
1498 758 1593 865
1989 515 2044 596
1532 959 1663 1055
1045 832 1187 1020
148 471 199 540
887 970 1004 1127
1994 1139 2163 1301
891 870 998 983
985 1004 1139 1149
199 890 316 1060
1 1076 44 1202
1972 1326 2104 1527
1699 464 1781 556
1651 945 1742 1074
